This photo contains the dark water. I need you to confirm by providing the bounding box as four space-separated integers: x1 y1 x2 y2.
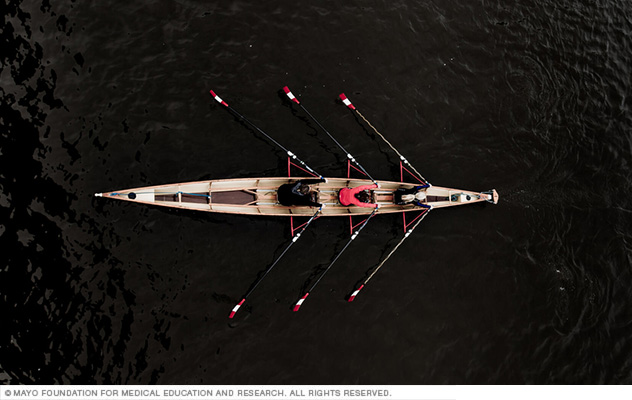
2 0 632 384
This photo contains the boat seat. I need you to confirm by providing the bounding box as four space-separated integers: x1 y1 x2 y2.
374 192 394 203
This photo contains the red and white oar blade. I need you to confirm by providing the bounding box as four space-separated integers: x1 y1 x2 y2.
228 298 246 319
209 90 228 107
283 86 300 104
348 284 365 302
339 93 356 110
293 292 309 312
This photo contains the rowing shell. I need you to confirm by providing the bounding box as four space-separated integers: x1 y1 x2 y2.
95 177 499 216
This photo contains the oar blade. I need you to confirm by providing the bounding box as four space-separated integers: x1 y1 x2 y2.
283 86 300 104
209 90 229 107
348 284 365 302
228 298 246 319
339 93 356 110
293 292 309 312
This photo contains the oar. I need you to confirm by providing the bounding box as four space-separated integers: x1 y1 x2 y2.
348 207 432 302
282 86 377 185
293 207 378 312
209 90 323 180
338 93 430 185
229 206 324 318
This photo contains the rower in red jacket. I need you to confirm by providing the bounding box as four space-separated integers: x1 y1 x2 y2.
339 184 379 208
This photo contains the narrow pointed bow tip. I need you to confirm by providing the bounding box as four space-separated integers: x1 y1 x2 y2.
209 90 228 107
228 298 246 319
282 86 300 104
348 284 364 302
94 193 103 197
338 93 356 110
293 293 309 312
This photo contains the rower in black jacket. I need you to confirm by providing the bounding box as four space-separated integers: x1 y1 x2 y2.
277 178 325 207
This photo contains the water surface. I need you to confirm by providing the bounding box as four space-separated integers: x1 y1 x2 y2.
1 0 631 384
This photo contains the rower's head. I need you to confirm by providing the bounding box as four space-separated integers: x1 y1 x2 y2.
401 194 414 203
355 190 371 203
298 185 310 195
402 191 426 204
415 191 426 202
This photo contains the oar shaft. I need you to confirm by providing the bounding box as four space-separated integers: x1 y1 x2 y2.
310 208 377 292
363 208 430 285
340 93 429 185
300 105 348 157
210 90 323 179
300 104 376 183
347 208 431 302
230 106 290 153
229 207 322 318
244 208 322 298
294 208 377 312
234 107 323 179
282 86 376 183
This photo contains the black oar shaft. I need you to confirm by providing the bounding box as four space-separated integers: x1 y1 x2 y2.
228 106 290 154
348 208 431 302
293 208 378 311
244 208 321 298
299 105 376 183
339 93 430 185
281 86 376 183
300 105 348 157
210 90 323 179
364 208 430 284
229 207 322 318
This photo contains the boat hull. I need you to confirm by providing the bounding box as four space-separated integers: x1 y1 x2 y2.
97 177 498 216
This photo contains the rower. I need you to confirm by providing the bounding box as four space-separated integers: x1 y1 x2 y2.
339 183 379 208
394 184 430 206
277 178 325 207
